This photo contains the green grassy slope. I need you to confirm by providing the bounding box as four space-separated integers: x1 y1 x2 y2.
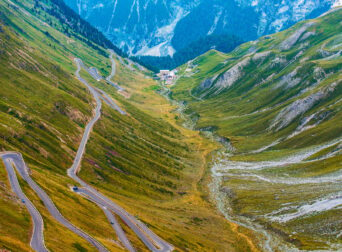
0 1 122 250
0 0 260 251
171 8 342 251
172 9 342 149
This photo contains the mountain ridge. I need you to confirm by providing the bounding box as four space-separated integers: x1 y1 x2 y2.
64 0 336 70
0 0 341 251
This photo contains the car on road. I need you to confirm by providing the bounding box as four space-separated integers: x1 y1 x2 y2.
73 186 78 191
21 199 25 203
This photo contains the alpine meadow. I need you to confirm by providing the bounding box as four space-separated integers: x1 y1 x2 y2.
0 0 341 252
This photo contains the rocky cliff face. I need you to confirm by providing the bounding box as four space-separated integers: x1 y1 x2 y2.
64 0 336 57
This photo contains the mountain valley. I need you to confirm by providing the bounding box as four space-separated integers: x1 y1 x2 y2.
0 0 258 251
0 0 341 251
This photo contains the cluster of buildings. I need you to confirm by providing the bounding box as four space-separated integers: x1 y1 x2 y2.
158 70 177 85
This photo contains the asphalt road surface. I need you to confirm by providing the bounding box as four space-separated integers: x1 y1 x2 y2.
0 57 172 252
96 87 126 115
79 189 135 252
106 50 125 91
77 57 126 115
70 58 174 252
0 152 47 252
0 152 107 252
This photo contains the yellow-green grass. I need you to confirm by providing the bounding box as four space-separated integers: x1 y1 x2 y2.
0 0 262 251
0 0 128 250
0 162 32 252
77 57 262 251
168 7 342 250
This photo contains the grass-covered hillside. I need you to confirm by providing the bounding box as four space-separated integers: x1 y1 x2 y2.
0 0 261 251
171 7 342 251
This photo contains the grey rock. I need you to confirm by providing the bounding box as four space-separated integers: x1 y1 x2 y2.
64 0 333 57
270 82 338 131
279 22 315 50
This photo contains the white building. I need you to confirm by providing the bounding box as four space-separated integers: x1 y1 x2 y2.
158 70 176 84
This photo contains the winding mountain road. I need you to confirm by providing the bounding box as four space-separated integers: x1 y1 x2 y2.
102 207 135 252
77 57 126 115
1 56 172 252
71 58 174 252
106 50 125 91
0 152 107 252
77 188 135 252
0 152 47 252
95 87 126 115
106 50 116 81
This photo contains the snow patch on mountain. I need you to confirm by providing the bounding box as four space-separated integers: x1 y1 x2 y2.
333 0 342 6
208 7 223 35
278 6 290 14
135 6 187 56
106 0 118 33
64 0 335 57
92 3 104 9
251 0 259 6
136 41 176 57
156 7 187 40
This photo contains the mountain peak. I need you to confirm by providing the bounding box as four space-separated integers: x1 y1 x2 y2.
64 0 334 60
